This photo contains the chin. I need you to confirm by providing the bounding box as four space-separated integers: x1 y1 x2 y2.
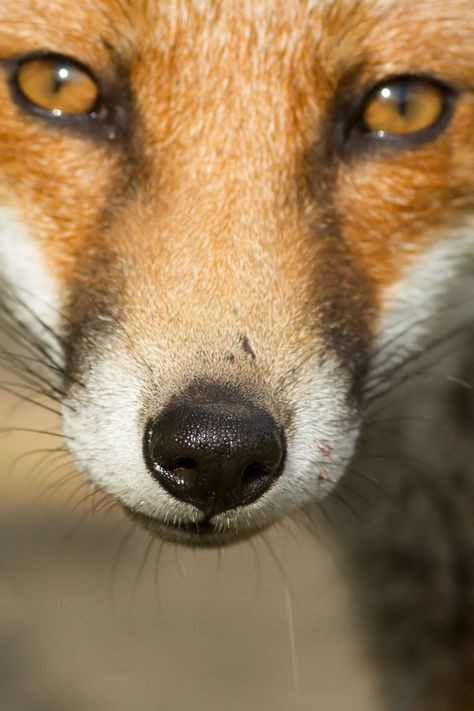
125 508 267 548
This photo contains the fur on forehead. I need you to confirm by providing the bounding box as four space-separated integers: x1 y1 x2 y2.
2 0 472 55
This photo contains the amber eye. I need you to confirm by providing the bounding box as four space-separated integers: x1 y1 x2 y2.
14 55 99 116
362 78 447 137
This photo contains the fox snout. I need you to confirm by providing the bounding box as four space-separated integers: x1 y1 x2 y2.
0 1 472 545
62 303 359 545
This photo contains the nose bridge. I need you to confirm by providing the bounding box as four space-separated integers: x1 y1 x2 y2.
117 189 314 424
113 37 322 387
159 187 280 296
125 17 320 317
137 27 303 256
132 187 313 373
154 117 295 256
115 133 318 392
143 109 311 304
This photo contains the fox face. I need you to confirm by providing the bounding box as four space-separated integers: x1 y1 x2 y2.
0 0 472 546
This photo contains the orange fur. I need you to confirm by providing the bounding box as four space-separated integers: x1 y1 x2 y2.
0 3 473 706
0 0 472 305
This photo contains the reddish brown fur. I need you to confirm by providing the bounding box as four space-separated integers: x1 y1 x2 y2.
0 0 472 311
0 3 473 706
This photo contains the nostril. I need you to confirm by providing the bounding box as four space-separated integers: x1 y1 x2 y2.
169 457 198 471
165 457 199 487
242 461 271 485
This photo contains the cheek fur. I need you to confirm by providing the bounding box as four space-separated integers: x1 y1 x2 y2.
369 218 474 397
0 204 63 357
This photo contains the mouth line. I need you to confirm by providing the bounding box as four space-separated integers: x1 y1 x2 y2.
124 507 259 548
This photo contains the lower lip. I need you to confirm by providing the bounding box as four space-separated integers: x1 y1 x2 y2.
123 508 244 547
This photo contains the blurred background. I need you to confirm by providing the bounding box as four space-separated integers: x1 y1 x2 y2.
1 288 473 711
0 372 380 711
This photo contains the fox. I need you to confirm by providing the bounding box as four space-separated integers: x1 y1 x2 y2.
0 1 473 705
0 0 472 546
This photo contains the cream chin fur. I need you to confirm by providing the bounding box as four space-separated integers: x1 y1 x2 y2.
0 205 63 359
63 336 358 533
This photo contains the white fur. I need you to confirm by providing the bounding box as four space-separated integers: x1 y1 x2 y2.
62 336 357 535
248 354 358 523
0 205 63 359
62 350 185 521
371 220 474 396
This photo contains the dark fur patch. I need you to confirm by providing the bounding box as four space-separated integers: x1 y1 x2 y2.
239 334 256 361
298 113 376 404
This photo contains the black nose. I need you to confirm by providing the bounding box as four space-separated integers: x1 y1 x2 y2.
144 387 284 517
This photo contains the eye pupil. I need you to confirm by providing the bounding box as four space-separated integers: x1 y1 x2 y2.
15 55 99 117
398 90 409 117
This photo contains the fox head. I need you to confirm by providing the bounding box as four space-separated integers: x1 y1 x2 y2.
0 0 472 545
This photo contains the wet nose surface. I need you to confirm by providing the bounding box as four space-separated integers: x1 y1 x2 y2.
144 388 284 517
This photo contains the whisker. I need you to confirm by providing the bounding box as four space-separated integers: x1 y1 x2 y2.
284 582 300 693
366 318 474 402
128 534 156 612
7 446 68 480
0 382 61 416
369 293 469 369
153 540 166 606
38 468 84 501
0 427 64 439
259 531 293 594
110 522 138 614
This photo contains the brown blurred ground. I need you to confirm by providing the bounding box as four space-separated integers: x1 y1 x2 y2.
0 387 380 711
